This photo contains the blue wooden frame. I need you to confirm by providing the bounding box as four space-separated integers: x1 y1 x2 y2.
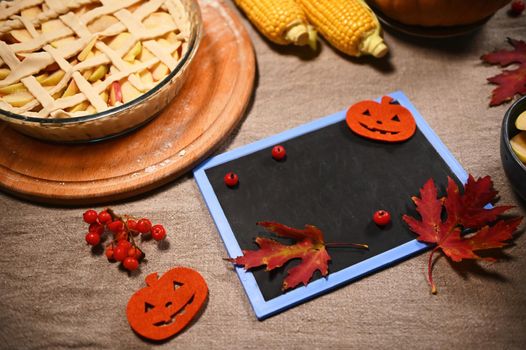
193 91 468 320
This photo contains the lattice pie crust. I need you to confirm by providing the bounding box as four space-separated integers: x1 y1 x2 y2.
0 0 191 118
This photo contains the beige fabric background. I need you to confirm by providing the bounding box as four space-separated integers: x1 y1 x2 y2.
1 2 526 349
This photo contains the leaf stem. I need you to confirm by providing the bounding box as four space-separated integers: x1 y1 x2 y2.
428 246 439 295
325 242 369 249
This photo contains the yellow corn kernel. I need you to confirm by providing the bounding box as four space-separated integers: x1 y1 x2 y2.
297 0 388 57
233 0 316 46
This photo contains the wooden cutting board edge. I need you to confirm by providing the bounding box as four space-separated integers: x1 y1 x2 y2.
0 1 256 206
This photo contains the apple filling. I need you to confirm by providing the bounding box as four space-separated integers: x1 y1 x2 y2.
0 0 191 118
512 110 526 164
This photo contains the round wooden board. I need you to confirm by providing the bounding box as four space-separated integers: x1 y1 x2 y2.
0 0 255 205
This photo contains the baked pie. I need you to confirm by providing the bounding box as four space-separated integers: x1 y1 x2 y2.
0 0 192 119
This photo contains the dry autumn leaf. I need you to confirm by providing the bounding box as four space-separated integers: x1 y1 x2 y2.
228 221 367 291
403 175 522 294
481 38 526 106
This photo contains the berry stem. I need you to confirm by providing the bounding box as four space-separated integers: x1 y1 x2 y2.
129 230 137 247
105 208 141 248
107 208 138 222
325 242 369 249
106 208 122 221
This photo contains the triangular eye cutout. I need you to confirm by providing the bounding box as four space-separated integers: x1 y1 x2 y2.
362 109 371 116
174 281 183 290
389 99 400 105
391 115 400 122
145 302 155 313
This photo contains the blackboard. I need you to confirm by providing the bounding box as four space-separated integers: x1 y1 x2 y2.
194 91 467 319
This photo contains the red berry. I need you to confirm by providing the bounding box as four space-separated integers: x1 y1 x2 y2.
113 245 128 261
128 247 143 260
85 232 101 246
373 210 391 226
118 240 132 251
114 230 128 242
127 219 140 236
271 145 286 160
224 172 239 187
123 257 139 271
127 219 137 231
151 224 166 241
83 209 98 224
511 0 525 14
108 220 124 233
98 210 112 224
88 222 104 235
127 247 135 257
105 246 114 260
136 218 152 234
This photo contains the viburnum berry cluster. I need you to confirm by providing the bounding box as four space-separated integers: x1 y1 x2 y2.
82 208 167 272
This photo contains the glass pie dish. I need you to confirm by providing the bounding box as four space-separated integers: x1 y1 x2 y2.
0 0 202 143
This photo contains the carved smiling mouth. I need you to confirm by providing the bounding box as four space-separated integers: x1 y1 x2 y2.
359 122 400 135
151 295 194 327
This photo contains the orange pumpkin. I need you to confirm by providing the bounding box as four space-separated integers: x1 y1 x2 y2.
368 0 510 26
346 96 416 142
126 267 208 341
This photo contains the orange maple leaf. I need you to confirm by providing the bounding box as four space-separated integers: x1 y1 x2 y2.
229 222 333 291
403 175 522 294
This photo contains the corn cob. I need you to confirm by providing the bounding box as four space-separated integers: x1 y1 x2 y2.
297 0 388 57
233 0 317 48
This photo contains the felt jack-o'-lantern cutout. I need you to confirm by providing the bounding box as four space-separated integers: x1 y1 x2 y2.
346 96 416 142
126 267 208 341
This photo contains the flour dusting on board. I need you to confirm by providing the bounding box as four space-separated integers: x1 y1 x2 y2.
144 159 173 173
200 0 242 42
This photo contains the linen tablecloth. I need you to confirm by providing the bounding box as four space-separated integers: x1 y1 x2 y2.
1 2 525 349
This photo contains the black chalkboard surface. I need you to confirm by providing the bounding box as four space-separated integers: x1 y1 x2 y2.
194 92 466 318
206 121 459 301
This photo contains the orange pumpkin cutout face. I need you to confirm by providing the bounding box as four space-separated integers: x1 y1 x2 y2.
126 267 208 341
346 96 416 142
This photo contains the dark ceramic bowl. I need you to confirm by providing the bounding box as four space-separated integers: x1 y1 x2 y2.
501 95 526 201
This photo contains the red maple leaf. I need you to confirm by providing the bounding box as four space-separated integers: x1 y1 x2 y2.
481 38 526 106
229 221 367 291
403 175 522 294
229 222 331 291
